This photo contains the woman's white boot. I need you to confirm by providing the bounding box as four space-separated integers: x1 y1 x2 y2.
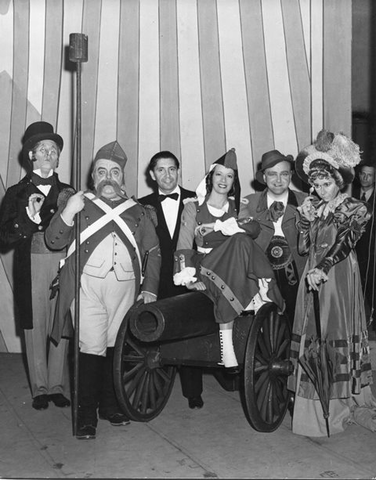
218 329 239 374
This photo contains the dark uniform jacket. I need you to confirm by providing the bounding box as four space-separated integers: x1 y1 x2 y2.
239 188 307 279
45 193 161 342
0 173 72 328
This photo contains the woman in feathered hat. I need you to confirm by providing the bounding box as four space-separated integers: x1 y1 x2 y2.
288 129 376 436
173 148 284 372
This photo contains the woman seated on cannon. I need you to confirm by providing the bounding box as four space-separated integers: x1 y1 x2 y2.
173 148 284 373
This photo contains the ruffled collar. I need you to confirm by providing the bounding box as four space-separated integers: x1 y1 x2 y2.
315 192 348 219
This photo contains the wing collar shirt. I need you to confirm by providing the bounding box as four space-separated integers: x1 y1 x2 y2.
27 169 54 223
159 186 181 238
267 190 289 237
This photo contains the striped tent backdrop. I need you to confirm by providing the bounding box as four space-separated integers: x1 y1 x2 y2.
0 0 351 352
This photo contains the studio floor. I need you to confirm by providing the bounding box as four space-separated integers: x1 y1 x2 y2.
1 345 376 480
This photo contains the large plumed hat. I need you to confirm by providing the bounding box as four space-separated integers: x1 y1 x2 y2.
295 129 361 185
196 148 241 210
22 121 64 161
255 150 294 185
93 141 127 170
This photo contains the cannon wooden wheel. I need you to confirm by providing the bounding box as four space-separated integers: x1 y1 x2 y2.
242 302 292 432
114 309 176 422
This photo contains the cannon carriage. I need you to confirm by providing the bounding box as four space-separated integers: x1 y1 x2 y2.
113 292 293 433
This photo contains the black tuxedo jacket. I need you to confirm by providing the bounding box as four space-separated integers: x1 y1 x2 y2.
139 186 196 299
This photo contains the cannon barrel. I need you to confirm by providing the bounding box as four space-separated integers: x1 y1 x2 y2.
129 292 218 343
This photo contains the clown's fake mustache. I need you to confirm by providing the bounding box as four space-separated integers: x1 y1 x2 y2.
95 179 127 199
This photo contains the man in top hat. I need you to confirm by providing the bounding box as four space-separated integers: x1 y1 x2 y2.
239 150 307 326
0 121 73 411
138 151 204 410
353 162 375 326
45 141 161 440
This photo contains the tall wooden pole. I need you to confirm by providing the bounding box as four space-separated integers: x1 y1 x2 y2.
69 33 88 436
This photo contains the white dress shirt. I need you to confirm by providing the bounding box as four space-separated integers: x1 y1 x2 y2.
159 186 181 237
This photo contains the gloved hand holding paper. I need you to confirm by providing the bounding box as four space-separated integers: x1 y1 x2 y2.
173 267 197 286
214 217 245 236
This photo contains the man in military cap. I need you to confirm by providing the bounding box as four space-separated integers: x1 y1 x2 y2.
239 150 307 326
45 141 161 440
0 121 73 411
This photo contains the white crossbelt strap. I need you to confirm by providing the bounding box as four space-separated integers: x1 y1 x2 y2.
62 193 143 280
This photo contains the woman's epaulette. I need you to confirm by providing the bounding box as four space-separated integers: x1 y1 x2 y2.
183 196 198 205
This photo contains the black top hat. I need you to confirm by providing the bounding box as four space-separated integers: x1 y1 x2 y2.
22 121 64 161
255 150 294 185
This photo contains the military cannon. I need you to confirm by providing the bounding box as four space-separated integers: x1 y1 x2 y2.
113 292 293 433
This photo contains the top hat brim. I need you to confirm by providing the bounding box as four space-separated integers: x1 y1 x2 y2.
22 132 64 160
255 154 294 185
295 152 355 185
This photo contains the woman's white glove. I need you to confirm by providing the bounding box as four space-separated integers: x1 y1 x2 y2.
173 267 197 286
213 217 244 236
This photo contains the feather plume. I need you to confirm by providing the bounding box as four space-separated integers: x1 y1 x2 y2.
314 129 334 152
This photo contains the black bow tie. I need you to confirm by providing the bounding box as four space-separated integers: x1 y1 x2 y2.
267 201 285 222
31 172 55 187
159 192 179 202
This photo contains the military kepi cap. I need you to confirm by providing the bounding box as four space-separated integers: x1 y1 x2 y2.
93 141 127 169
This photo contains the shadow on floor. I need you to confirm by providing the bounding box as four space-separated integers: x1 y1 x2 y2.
1 352 376 479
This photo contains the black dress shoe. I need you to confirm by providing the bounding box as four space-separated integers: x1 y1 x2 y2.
32 394 49 410
49 393 71 408
99 412 130 426
76 424 96 440
188 396 204 409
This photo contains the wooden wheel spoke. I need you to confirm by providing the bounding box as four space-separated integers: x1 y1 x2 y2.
148 372 157 409
271 313 283 351
270 381 282 419
255 350 268 366
132 371 147 410
275 320 286 350
257 332 271 359
126 337 147 357
254 361 268 374
125 364 147 397
255 371 269 410
259 382 272 419
276 338 290 359
140 373 151 414
267 315 276 352
122 353 144 363
262 318 272 350
155 366 172 383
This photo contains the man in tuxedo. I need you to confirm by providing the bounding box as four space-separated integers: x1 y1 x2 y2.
239 150 307 327
139 151 204 409
353 163 375 326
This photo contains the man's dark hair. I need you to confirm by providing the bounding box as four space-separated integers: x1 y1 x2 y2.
148 151 180 171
